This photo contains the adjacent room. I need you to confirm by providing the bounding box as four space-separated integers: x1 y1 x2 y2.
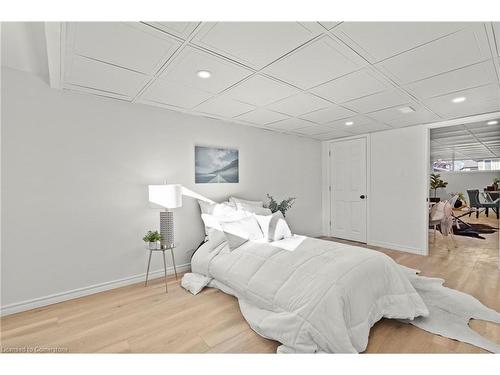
1 19 499 357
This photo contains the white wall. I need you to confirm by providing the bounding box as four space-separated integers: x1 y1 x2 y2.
434 171 500 203
368 127 428 254
1 68 322 314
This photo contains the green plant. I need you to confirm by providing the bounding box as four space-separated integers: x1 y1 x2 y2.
493 177 500 185
430 173 448 197
143 230 162 243
265 194 296 217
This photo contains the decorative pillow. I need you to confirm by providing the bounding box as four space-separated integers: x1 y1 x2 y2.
254 211 292 242
198 200 236 215
220 215 264 250
181 273 212 295
236 202 272 215
229 197 263 207
201 211 248 231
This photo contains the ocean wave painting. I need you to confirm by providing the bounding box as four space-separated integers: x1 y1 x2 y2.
195 146 239 184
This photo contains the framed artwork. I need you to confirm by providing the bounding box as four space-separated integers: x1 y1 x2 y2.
195 145 239 184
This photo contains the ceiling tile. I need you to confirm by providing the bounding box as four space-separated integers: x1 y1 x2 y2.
367 104 439 128
377 26 491 84
310 68 388 103
158 46 252 94
312 129 354 140
404 60 498 99
68 22 181 75
266 92 331 116
424 84 500 118
224 75 299 106
318 22 342 30
192 22 322 69
334 22 468 62
193 95 255 118
266 118 318 131
292 125 333 136
325 114 377 129
141 22 199 39
347 122 392 134
343 89 412 113
235 108 289 125
493 23 500 56
64 55 149 98
141 78 213 108
300 104 356 124
264 36 365 89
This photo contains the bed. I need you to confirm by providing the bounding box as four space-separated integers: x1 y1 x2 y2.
188 229 429 353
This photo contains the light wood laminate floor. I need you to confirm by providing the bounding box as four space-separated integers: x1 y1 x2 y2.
1 213 498 353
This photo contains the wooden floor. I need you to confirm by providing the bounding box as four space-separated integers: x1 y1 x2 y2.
1 212 498 353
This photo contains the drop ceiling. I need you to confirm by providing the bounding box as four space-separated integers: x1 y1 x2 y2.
53 22 500 139
431 119 500 161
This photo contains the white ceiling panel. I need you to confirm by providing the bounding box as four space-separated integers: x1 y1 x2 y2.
68 22 181 75
312 129 355 140
493 23 500 56
292 125 332 136
193 95 255 118
266 92 331 116
264 36 365 89
158 46 252 94
348 122 392 134
334 22 467 62
141 22 199 39
424 84 500 118
141 79 213 108
300 104 355 124
324 114 380 130
310 68 389 103
224 75 299 106
378 26 491 84
192 22 322 69
404 60 498 99
235 108 289 125
343 89 412 113
64 55 149 98
367 104 439 128
266 118 318 131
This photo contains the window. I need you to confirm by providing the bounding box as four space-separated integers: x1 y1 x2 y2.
432 158 500 172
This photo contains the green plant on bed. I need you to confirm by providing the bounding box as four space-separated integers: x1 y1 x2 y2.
265 194 296 217
142 230 162 243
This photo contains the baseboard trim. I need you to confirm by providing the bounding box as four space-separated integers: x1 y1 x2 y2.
0 263 190 317
368 240 425 256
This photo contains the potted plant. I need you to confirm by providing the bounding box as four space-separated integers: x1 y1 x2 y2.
429 173 448 202
143 230 162 250
265 194 296 217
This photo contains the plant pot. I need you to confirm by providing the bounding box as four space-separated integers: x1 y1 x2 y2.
148 242 158 250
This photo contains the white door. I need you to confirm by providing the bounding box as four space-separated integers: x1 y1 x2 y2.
330 138 367 242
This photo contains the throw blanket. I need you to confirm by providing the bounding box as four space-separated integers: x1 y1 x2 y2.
191 236 428 353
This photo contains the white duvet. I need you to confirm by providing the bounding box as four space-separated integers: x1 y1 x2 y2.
190 235 429 353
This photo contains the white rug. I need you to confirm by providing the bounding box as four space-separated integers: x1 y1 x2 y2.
399 266 500 353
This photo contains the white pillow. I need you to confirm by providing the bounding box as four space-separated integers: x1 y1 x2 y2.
201 211 248 231
229 197 263 207
198 200 237 215
254 211 292 242
181 273 212 295
220 216 264 250
236 202 272 215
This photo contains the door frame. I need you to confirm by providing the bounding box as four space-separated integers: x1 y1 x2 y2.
323 134 370 242
425 111 500 266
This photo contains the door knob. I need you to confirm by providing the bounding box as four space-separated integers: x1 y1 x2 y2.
360 195 366 199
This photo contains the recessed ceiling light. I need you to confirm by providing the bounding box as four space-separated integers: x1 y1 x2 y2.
398 106 415 114
345 121 354 126
197 70 211 79
487 120 498 125
451 96 466 103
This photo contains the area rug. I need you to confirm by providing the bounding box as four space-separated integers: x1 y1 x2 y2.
399 266 500 353
453 222 498 239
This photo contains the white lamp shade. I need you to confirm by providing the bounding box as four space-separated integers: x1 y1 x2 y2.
148 184 182 209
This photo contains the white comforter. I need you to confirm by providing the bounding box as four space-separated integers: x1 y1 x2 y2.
190 235 429 353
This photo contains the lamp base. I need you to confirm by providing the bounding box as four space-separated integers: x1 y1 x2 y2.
160 210 174 249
